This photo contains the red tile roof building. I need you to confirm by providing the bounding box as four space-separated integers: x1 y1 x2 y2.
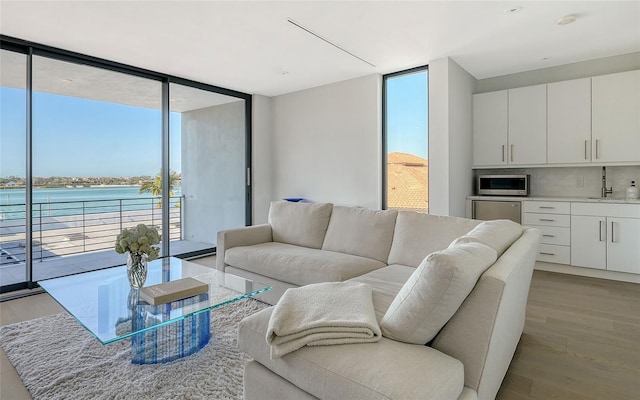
387 152 428 213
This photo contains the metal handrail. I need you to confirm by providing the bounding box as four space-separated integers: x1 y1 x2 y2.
0 195 182 265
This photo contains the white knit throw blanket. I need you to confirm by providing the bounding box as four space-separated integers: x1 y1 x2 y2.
266 281 381 359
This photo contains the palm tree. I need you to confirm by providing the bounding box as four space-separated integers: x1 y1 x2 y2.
139 170 180 208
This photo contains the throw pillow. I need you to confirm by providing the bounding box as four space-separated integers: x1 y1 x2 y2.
449 219 522 257
268 201 333 249
321 206 398 263
380 242 497 344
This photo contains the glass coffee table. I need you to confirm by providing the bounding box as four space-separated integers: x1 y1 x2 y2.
39 257 270 364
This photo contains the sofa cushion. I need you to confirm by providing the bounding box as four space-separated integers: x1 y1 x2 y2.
388 212 481 267
380 242 498 344
268 201 333 249
225 242 386 286
349 265 415 322
449 219 523 257
239 307 465 400
322 206 398 263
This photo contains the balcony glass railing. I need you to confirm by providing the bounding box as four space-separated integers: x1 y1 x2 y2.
0 196 182 265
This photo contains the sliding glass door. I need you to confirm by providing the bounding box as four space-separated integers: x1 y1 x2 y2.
31 55 163 280
0 37 251 294
169 83 247 256
0 48 27 289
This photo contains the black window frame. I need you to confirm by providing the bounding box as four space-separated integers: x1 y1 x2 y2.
381 64 429 211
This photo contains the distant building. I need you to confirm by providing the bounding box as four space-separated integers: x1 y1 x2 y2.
387 152 428 213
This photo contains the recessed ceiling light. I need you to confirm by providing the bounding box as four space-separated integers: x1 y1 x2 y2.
504 6 523 14
556 15 577 25
62 79 72 84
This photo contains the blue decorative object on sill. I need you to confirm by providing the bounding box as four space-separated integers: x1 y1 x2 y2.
283 198 305 202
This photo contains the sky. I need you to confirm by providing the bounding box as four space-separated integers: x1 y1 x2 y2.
1 69 428 178
386 70 428 160
0 87 182 178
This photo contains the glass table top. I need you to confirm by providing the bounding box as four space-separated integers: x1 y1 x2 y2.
39 257 270 345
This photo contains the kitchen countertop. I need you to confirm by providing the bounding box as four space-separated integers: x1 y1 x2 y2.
467 195 640 204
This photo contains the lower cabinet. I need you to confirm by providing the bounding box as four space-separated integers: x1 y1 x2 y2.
607 217 640 274
570 204 640 274
570 215 606 270
518 200 639 275
523 201 571 264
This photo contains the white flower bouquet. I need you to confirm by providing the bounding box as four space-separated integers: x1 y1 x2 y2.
115 224 161 260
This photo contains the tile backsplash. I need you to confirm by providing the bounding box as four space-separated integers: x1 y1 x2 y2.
474 166 640 198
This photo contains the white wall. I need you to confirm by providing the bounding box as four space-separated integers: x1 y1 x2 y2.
181 101 246 243
476 52 640 93
428 57 477 217
270 74 382 209
251 95 273 224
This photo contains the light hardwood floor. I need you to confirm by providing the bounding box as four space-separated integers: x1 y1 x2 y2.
1 263 639 400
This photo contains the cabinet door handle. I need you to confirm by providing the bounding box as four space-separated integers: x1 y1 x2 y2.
599 220 604 242
502 145 505 162
542 234 555 238
611 221 615 243
540 252 555 256
539 218 555 222
584 140 588 160
595 139 600 159
539 206 555 209
510 144 514 162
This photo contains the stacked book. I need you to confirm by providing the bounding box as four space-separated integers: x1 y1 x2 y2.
140 277 209 306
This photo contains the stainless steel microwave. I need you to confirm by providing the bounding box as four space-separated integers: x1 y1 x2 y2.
477 174 529 196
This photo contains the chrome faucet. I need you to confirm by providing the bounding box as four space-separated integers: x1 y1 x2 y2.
601 166 613 198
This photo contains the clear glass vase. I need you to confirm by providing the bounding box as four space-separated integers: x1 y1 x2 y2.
127 252 148 288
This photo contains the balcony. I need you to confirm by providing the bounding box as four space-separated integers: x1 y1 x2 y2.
0 196 212 286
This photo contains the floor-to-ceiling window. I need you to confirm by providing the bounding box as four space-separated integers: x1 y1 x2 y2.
0 37 251 294
0 48 27 289
383 66 429 213
30 55 163 281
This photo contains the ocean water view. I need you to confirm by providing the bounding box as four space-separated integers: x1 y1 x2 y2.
0 186 182 220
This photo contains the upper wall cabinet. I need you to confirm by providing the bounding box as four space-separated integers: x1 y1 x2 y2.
547 78 592 164
592 70 640 163
474 70 640 168
508 84 547 165
473 91 508 166
473 85 546 167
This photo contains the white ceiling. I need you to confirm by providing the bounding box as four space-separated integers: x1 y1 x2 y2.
1 1 639 97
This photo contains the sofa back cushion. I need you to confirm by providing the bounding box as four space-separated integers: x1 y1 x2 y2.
380 242 498 344
449 219 523 257
268 201 333 249
322 206 398 263
387 212 482 267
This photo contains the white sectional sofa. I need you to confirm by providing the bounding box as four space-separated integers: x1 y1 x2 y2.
216 201 541 400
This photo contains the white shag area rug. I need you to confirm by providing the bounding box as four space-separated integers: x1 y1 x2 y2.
0 299 269 400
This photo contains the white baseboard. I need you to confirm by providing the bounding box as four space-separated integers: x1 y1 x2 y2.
535 261 640 283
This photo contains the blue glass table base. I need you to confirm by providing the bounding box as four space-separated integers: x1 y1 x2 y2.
128 291 211 364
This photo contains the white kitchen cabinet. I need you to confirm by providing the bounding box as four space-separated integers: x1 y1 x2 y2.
473 91 508 166
547 78 592 164
607 217 640 274
523 201 571 264
508 84 547 165
571 203 640 274
592 70 640 163
571 215 606 270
